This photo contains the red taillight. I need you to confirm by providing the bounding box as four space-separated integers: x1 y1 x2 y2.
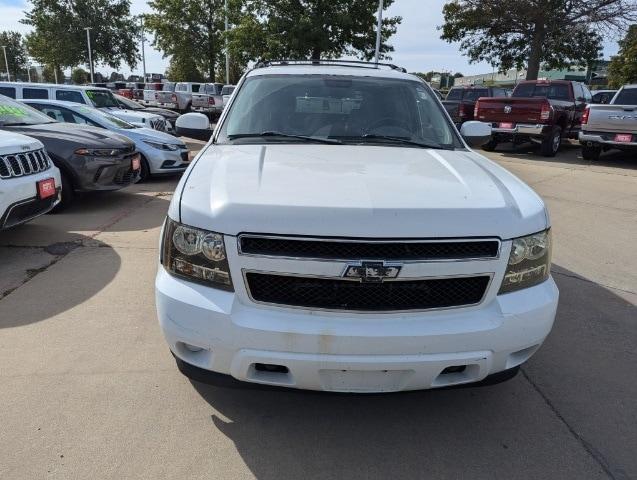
540 101 552 121
458 103 466 118
171 94 177 102
582 106 590 125
208 96 215 105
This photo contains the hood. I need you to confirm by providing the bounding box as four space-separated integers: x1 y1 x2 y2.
3 122 135 149
143 107 179 119
0 129 43 155
101 108 161 123
178 144 548 239
125 127 184 145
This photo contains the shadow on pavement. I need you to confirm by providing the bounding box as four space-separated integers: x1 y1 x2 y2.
186 265 635 479
0 235 120 328
490 141 637 170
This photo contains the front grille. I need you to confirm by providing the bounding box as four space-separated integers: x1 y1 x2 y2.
113 164 136 185
0 149 51 179
1 193 58 229
239 236 499 261
245 272 491 311
150 118 167 132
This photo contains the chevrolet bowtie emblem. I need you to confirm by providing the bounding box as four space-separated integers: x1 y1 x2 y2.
343 262 401 283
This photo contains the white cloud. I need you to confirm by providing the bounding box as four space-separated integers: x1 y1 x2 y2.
1 0 622 78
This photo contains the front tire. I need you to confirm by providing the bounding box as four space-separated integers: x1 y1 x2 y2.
50 171 74 212
138 156 151 183
581 144 602 161
540 126 562 157
482 138 498 152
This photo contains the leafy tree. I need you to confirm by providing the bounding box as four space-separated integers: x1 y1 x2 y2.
41 64 64 83
165 54 205 82
608 25 637 88
0 31 28 81
71 67 89 84
145 0 226 81
440 0 637 80
227 0 402 61
22 0 140 72
109 71 125 81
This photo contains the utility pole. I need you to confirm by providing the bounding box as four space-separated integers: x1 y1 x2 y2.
140 17 147 82
1 46 9 81
224 0 229 84
84 27 94 83
27 64 31 82
374 0 383 63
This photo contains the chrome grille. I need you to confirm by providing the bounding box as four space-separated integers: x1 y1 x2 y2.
0 149 51 179
149 118 167 132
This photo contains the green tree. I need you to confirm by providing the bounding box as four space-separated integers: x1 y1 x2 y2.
608 25 637 88
227 0 402 62
41 64 64 83
71 67 89 84
22 0 139 72
440 0 637 80
145 0 226 81
0 31 28 81
165 54 205 82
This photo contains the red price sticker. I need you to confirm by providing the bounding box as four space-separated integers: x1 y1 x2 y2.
37 178 56 199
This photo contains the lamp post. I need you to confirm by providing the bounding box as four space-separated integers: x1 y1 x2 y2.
84 27 94 84
140 17 146 82
224 0 229 84
374 0 383 63
1 46 9 81
27 63 31 82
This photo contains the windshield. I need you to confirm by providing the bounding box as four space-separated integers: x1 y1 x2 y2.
221 86 235 95
463 89 489 101
204 84 222 95
75 105 136 129
513 83 570 100
86 89 119 108
218 75 461 148
613 88 637 105
0 97 56 126
114 94 142 110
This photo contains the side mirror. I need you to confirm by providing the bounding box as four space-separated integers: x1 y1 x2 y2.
460 121 492 147
175 112 212 141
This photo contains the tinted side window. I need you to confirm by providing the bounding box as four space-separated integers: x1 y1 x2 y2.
36 106 67 122
582 85 593 103
23 88 49 99
573 83 584 101
614 88 637 106
56 90 86 104
0 86 16 98
446 88 462 101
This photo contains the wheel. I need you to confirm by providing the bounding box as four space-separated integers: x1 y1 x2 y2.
581 144 602 161
182 102 192 114
50 171 74 212
540 126 562 157
482 138 498 151
138 156 151 183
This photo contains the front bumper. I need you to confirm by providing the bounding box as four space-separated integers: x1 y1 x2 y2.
156 268 558 392
579 131 637 148
72 153 140 192
144 147 190 175
0 167 62 229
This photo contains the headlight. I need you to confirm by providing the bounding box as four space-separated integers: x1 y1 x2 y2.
143 140 180 151
161 218 233 291
75 148 122 156
499 229 552 294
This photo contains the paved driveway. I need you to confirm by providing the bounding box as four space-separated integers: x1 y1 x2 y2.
1 141 635 479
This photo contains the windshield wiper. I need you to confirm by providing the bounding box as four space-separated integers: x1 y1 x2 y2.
228 131 343 145
359 134 451 150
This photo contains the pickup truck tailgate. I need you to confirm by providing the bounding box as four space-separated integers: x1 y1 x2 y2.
476 97 547 124
192 94 211 108
585 104 637 133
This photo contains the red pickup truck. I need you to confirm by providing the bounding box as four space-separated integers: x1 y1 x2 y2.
475 80 592 156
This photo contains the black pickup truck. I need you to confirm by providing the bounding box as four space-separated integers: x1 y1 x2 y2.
475 80 591 157
442 86 510 125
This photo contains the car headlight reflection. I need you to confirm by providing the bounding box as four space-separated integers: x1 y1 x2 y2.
161 218 232 290
499 229 552 294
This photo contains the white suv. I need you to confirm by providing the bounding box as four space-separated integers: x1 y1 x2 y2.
0 130 61 229
156 60 558 393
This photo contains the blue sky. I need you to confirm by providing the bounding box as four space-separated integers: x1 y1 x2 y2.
0 0 622 77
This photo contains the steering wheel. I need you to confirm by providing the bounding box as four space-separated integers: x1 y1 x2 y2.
364 117 413 135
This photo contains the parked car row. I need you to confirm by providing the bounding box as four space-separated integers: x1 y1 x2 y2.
444 79 635 160
0 92 191 224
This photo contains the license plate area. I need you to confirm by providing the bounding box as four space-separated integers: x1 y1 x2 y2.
37 178 56 199
499 122 515 129
614 133 632 143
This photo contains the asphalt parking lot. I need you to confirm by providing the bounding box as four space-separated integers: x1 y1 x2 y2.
1 140 636 479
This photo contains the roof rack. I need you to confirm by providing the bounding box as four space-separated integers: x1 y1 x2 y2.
254 59 407 73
